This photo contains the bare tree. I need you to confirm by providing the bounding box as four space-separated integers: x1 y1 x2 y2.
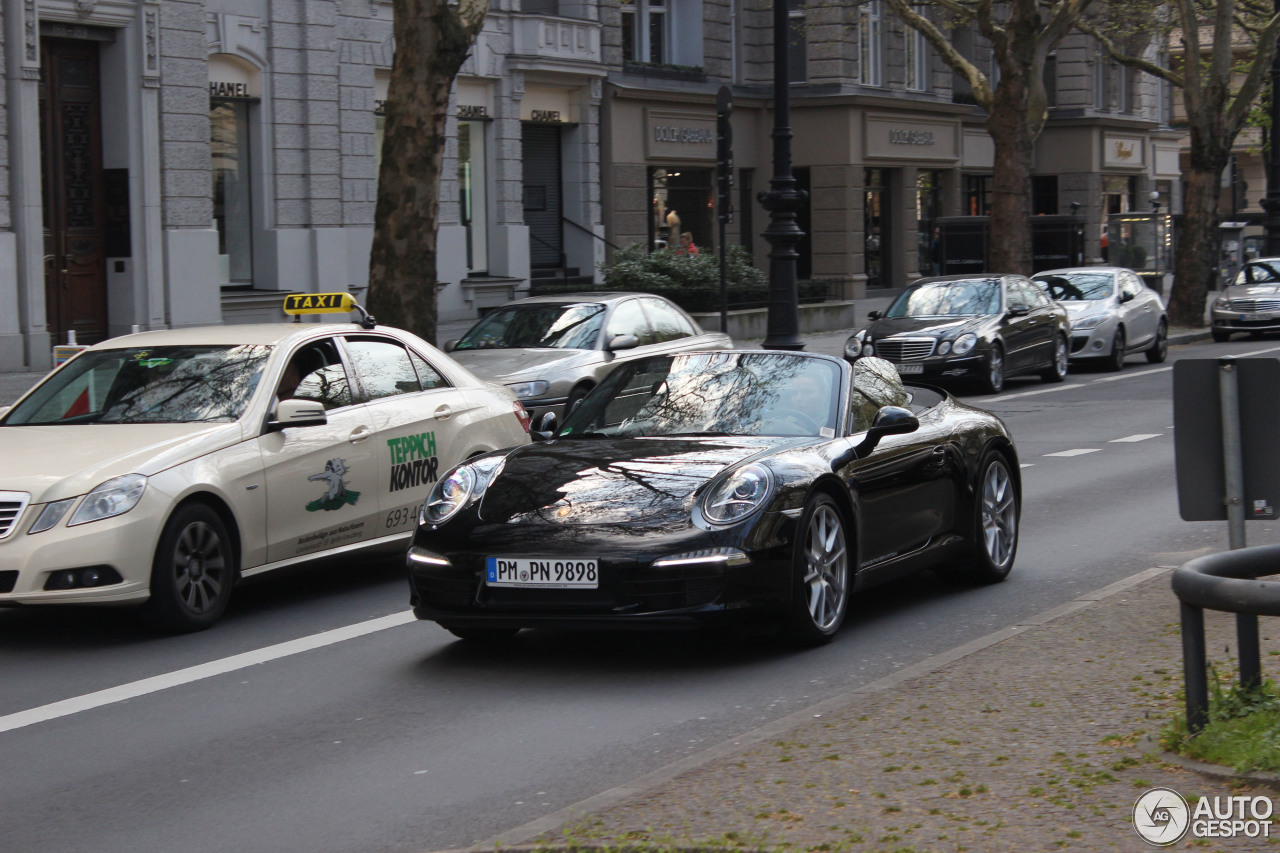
1083 0 1280 328
883 0 1095 275
366 0 490 343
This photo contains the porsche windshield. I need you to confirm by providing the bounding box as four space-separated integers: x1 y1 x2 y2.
887 280 1002 317
560 352 844 439
3 345 271 425
453 302 605 350
1034 273 1114 301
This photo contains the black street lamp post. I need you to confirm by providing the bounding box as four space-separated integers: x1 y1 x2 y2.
758 0 806 351
1263 2 1280 254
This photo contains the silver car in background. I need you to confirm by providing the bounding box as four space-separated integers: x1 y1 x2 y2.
1032 266 1168 370
1211 257 1280 342
443 292 733 422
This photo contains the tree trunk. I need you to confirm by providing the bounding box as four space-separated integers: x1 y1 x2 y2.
985 78 1035 276
1168 164 1225 328
366 1 487 345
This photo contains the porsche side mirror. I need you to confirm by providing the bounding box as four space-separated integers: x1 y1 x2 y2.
832 406 920 467
269 398 328 431
867 310 882 321
443 339 459 352
531 411 558 441
608 334 640 352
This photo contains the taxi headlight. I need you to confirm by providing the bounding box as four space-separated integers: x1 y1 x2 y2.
67 474 148 526
505 380 550 400
29 498 76 534
951 333 978 357
701 463 774 525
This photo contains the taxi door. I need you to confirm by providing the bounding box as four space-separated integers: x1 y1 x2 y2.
340 336 471 542
260 341 380 564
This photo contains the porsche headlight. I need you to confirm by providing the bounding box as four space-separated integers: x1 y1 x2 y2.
420 455 507 526
701 463 774 525
505 380 550 400
67 474 148 526
1071 315 1107 331
951 333 978 357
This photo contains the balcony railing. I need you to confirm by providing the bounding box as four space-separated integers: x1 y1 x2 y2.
511 15 601 65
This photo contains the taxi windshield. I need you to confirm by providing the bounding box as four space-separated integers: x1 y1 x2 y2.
453 302 606 351
3 345 271 425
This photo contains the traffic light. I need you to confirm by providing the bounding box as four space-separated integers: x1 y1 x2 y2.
716 86 733 225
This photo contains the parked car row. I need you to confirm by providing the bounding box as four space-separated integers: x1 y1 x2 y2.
1212 256 1280 342
842 267 1167 393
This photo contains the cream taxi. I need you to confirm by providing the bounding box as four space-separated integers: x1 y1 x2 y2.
0 294 531 632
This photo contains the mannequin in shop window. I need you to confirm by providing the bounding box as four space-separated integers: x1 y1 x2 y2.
665 209 681 245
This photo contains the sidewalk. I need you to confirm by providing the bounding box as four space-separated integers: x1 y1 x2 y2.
475 568 1280 852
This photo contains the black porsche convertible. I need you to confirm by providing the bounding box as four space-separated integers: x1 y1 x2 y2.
406 351 1020 646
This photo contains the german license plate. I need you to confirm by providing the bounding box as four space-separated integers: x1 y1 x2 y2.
894 363 924 375
1242 313 1275 322
486 557 599 588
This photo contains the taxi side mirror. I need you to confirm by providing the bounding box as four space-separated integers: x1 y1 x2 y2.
443 339 459 352
269 398 328 431
608 334 640 352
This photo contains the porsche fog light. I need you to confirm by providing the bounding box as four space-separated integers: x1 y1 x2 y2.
505 380 550 400
702 463 774 524
423 465 477 525
29 498 76 534
67 475 147 526
951 333 978 357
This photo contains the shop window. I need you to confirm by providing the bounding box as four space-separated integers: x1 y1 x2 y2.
210 99 254 287
1032 176 1058 215
1043 53 1057 108
649 166 714 252
964 174 991 216
860 1 883 87
458 120 489 274
917 171 941 275
865 168 886 288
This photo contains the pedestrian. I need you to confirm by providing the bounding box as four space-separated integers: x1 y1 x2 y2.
675 232 699 256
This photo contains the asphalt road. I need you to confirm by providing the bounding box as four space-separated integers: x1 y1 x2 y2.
2 336 1278 853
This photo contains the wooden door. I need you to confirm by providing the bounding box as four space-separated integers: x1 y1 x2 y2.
40 38 108 345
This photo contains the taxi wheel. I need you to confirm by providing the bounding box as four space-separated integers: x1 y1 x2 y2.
140 503 236 633
565 384 592 416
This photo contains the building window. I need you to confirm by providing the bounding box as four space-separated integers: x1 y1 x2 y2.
1043 53 1057 108
1032 175 1058 215
965 174 991 216
860 1 883 87
788 1 807 83
917 170 941 274
210 99 254 286
1094 45 1109 110
458 120 488 274
905 6 928 92
622 0 666 65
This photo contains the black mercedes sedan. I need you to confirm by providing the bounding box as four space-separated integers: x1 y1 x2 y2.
406 351 1020 646
844 274 1070 394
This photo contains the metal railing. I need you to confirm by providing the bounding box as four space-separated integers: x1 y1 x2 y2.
1171 544 1280 732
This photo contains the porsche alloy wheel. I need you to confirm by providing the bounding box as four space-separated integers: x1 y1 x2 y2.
965 453 1019 584
140 503 235 633
785 494 850 645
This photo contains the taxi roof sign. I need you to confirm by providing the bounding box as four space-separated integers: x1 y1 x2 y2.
282 292 376 328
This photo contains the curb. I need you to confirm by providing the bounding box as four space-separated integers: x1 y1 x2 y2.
1139 735 1280 793
465 565 1177 851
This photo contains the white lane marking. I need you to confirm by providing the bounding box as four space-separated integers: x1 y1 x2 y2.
1020 463 1034 468
0 610 417 735
1043 448 1100 457
1110 433 1162 443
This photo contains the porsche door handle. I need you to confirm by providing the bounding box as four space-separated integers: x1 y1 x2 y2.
349 425 372 444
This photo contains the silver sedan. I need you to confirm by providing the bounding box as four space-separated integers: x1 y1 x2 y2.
443 292 733 423
1032 266 1168 370
1211 257 1280 342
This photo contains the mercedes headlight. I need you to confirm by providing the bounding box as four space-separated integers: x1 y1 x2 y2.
1213 297 1230 310
701 463 774 525
67 474 148 526
951 333 978 357
1071 315 1107 331
505 380 550 400
844 330 867 360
